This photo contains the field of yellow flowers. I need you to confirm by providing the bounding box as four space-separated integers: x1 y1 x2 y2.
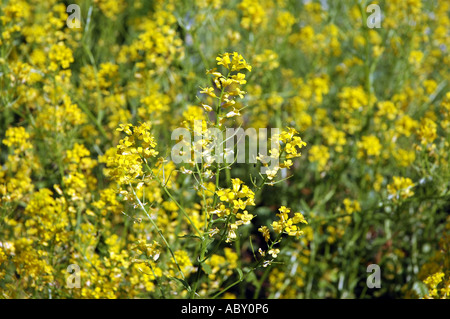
0 0 449 299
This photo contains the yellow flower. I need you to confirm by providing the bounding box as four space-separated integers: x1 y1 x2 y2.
343 198 361 214
271 207 308 238
200 87 218 98
258 226 271 242
417 118 437 145
2 126 33 154
238 0 267 30
424 272 445 298
357 135 382 158
104 123 159 184
308 145 330 172
394 149 416 167
216 52 252 72
387 176 415 201
292 212 308 225
236 210 254 225
395 115 419 137
48 42 74 71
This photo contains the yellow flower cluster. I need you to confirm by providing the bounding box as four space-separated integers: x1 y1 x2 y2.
48 42 74 71
387 176 415 201
257 206 308 268
103 123 159 185
258 127 307 180
357 135 382 159
214 178 256 243
200 52 252 120
423 272 446 298
2 126 32 154
270 206 308 238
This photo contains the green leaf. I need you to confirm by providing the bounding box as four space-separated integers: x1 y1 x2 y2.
243 267 257 284
168 276 192 292
177 234 202 240
236 268 244 281
202 263 212 275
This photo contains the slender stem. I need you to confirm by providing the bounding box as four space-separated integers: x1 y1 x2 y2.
212 72 230 208
212 234 282 299
143 161 203 238
253 265 271 299
147 260 166 299
194 160 210 232
130 184 189 286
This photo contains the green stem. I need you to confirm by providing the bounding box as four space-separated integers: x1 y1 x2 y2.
147 260 166 299
130 184 190 288
143 161 203 238
212 234 282 299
